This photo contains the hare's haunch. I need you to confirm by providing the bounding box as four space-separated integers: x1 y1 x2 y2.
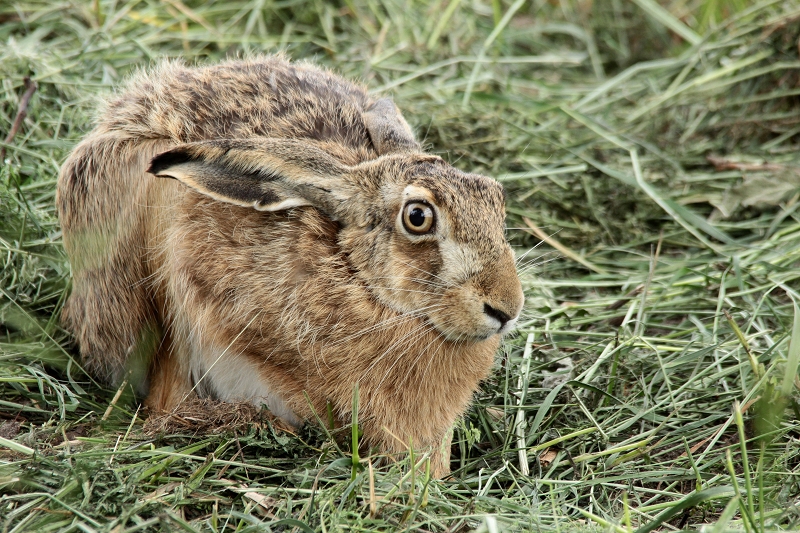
57 56 524 476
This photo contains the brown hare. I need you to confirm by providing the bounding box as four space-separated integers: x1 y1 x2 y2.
56 56 524 476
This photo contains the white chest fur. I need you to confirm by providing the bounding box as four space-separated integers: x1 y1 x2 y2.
187 338 302 427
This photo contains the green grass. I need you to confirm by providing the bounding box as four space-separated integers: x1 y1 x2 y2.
2 0 800 531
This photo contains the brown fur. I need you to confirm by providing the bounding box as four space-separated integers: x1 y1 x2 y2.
56 56 523 476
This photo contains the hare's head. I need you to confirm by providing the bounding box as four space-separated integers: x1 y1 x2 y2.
148 100 523 342
339 154 524 341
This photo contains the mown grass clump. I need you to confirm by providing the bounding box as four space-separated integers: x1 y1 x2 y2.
1 1 799 531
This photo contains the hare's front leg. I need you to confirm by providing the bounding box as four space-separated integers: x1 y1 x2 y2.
145 337 195 411
373 424 454 478
428 427 453 478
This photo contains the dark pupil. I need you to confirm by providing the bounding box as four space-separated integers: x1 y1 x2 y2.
409 207 426 227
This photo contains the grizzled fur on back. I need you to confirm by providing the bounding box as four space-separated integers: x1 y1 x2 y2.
57 56 523 477
104 56 374 154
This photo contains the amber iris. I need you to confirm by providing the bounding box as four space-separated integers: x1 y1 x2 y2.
402 202 434 234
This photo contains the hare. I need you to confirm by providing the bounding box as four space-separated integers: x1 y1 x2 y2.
56 56 524 476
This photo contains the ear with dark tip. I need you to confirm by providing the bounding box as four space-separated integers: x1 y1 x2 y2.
364 98 420 155
147 138 357 221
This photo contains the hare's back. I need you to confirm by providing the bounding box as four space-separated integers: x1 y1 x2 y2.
98 56 374 149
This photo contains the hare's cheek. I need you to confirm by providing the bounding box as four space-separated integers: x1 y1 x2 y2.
387 237 443 292
435 241 482 287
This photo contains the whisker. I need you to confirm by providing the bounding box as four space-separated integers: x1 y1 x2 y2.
362 285 440 296
515 240 556 265
374 322 440 391
395 259 454 288
329 303 448 346
409 329 448 390
361 320 436 383
517 253 561 272
517 256 561 275
368 275 450 289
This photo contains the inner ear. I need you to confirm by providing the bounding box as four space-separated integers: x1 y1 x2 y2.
148 150 310 211
147 138 353 217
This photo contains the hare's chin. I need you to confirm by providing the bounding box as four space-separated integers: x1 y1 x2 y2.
434 325 505 342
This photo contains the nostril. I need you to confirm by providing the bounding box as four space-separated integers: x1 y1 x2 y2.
483 303 511 327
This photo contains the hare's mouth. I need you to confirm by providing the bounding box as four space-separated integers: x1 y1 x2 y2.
427 313 516 342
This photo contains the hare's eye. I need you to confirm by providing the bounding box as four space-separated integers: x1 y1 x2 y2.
402 202 434 235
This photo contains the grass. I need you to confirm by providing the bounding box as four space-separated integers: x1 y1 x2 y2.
1 0 800 531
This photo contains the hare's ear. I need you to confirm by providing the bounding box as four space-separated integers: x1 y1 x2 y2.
364 98 420 155
148 138 357 220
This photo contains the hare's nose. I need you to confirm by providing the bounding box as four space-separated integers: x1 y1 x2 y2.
483 303 512 328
